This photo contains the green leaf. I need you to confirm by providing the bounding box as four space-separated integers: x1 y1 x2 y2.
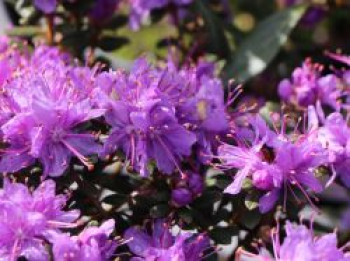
193 190 221 209
209 226 238 245
105 15 129 29
223 4 308 83
6 26 43 37
99 36 129 52
150 204 171 218
103 194 127 206
245 193 259 210
195 0 230 58
178 208 193 224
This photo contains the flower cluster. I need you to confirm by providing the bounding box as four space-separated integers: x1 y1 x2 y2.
51 219 117 261
1 33 350 259
129 0 194 30
125 219 211 260
0 45 103 176
216 113 327 213
0 178 117 261
278 58 342 110
171 171 204 206
93 58 228 176
238 221 350 261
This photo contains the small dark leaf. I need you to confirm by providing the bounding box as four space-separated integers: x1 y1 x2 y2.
61 31 91 58
209 226 238 245
223 4 308 83
150 204 171 218
245 192 259 210
241 209 261 230
195 0 230 58
178 208 193 224
103 194 127 206
99 36 129 52
105 15 129 29
192 190 221 209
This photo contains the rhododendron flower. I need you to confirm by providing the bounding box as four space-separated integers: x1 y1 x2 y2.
125 219 211 260
95 65 196 175
129 0 194 30
51 219 117 261
94 58 228 176
0 179 79 261
237 221 350 261
0 47 103 176
217 115 327 213
317 112 350 187
278 59 341 110
34 0 57 14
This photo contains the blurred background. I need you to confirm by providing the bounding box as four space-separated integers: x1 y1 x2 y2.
3 0 350 100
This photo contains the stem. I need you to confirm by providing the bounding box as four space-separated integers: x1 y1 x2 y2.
46 14 54 45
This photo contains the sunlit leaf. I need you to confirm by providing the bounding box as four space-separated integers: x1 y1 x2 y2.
223 4 308 83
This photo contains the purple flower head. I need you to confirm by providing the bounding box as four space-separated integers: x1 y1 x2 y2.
158 58 229 164
217 114 327 213
274 222 350 261
33 0 57 14
171 172 204 206
125 219 211 261
0 48 103 176
172 188 193 206
238 221 350 261
94 59 197 176
316 112 350 187
278 59 342 110
89 0 120 25
129 0 193 30
51 219 117 261
0 179 79 261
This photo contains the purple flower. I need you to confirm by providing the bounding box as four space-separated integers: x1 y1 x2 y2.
238 221 350 261
0 47 103 176
129 0 193 30
278 59 342 110
0 95 102 177
33 0 57 14
0 179 79 260
125 220 211 260
51 219 117 261
94 59 197 176
171 172 204 206
89 0 120 25
327 52 350 67
172 188 193 206
217 115 326 213
316 112 350 187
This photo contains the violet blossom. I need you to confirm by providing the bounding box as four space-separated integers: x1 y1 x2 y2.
0 46 103 176
125 219 211 260
171 172 204 207
129 0 193 30
217 114 327 213
0 179 79 261
278 59 342 110
89 0 120 25
33 0 57 14
316 112 350 187
51 219 117 261
237 221 350 261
